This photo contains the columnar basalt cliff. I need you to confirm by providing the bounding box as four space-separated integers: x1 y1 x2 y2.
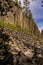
0 0 40 38
0 1 43 65
41 30 43 41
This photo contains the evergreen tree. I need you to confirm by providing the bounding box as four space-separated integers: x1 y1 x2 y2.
18 0 21 7
23 0 30 17
15 0 18 4
29 12 33 21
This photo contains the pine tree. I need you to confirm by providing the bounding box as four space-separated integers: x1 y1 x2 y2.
23 0 30 17
15 0 18 4
28 11 33 21
18 0 21 7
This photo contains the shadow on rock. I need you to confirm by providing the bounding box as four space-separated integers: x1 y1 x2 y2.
0 52 14 65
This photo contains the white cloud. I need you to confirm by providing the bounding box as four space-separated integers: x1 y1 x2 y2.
36 21 43 31
13 0 43 31
29 0 43 31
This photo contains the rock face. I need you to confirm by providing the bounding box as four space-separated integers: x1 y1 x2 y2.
0 26 43 65
41 30 43 41
0 0 40 38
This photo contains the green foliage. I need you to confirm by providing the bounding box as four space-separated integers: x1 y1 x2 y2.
0 20 5 26
23 0 30 18
0 20 22 31
0 20 33 35
23 28 30 34
29 13 33 21
15 0 18 5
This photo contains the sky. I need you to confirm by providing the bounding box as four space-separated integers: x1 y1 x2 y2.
29 0 43 32
14 0 43 32
20 0 43 32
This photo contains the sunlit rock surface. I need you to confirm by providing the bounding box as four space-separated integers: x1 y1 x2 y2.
0 0 40 38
